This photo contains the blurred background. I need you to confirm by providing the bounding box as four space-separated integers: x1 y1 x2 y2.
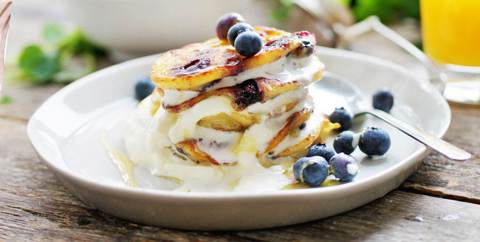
3 0 424 90
6 0 480 106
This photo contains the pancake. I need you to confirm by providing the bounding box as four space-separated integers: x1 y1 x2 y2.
258 118 340 167
174 116 339 166
161 77 314 113
124 23 339 191
151 26 316 90
197 112 258 132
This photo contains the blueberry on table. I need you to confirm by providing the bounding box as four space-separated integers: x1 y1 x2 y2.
234 31 263 57
359 127 391 156
216 13 245 40
329 107 352 131
293 156 329 187
333 131 359 155
306 144 336 162
330 153 359 182
372 89 394 113
134 77 155 101
227 22 254 46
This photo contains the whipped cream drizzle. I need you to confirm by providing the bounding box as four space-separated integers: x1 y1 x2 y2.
124 54 324 192
161 54 323 106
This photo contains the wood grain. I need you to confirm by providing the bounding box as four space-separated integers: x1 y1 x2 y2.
0 84 62 120
403 105 480 204
1 111 480 241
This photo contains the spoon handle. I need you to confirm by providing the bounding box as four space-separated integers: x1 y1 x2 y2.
360 109 471 161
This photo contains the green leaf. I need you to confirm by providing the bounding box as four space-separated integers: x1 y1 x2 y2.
17 45 60 84
271 0 295 22
338 0 352 7
15 24 109 86
43 23 66 45
58 29 108 57
0 95 13 105
54 52 97 83
352 0 419 23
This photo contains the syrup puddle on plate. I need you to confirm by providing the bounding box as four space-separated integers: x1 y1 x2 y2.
61 98 179 190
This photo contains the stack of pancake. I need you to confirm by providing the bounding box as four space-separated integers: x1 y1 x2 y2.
134 26 339 170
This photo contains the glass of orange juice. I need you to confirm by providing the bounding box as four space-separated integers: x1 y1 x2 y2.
421 0 480 104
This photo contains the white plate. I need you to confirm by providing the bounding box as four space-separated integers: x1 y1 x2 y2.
27 47 450 230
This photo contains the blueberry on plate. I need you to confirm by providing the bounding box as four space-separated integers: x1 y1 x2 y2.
372 89 394 113
227 22 253 46
329 107 352 131
234 31 263 57
306 144 336 162
330 153 359 182
293 156 329 187
333 131 359 155
134 77 155 101
359 127 391 156
216 13 245 40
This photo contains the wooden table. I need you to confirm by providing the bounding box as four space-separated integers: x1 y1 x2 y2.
1 5 479 241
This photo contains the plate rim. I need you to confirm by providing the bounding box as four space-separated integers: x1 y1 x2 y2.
27 47 451 199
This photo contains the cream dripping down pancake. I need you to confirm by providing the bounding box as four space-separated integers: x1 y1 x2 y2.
124 26 340 192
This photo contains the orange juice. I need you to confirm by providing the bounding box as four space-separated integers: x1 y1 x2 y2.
421 0 480 67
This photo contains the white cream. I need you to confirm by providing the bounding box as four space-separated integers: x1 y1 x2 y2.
168 96 233 143
247 88 307 114
194 127 241 164
209 54 323 90
272 106 323 156
162 89 199 106
122 54 327 192
124 94 299 192
161 54 323 107
242 99 306 154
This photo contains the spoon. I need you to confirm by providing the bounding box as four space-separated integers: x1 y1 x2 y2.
311 72 471 161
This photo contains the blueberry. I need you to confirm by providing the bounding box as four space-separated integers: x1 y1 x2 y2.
134 77 155 101
330 153 359 182
216 13 245 40
293 156 329 187
234 31 263 57
306 144 336 162
227 22 254 46
372 89 394 113
359 127 391 156
329 107 352 131
333 131 359 155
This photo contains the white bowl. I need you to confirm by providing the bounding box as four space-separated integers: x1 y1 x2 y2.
27 47 450 230
64 0 273 56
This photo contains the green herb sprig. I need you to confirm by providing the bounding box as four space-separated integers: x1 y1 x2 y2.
0 95 13 105
13 24 109 85
271 0 295 23
348 0 419 23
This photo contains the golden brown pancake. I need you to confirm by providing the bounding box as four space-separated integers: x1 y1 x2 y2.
173 114 339 166
161 77 316 113
151 26 317 90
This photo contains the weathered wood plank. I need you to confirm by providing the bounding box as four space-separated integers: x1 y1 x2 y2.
403 105 480 204
0 84 62 120
1 119 479 241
